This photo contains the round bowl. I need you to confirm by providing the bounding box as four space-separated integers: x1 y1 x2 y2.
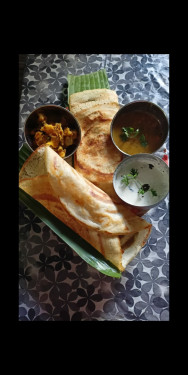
111 100 169 157
24 105 81 159
113 153 169 215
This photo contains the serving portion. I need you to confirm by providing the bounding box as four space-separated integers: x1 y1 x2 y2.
111 101 169 156
34 112 78 158
69 88 123 201
19 145 152 272
113 153 169 210
24 105 81 159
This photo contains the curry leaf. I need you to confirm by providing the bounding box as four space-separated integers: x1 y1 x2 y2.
120 127 140 142
139 134 148 147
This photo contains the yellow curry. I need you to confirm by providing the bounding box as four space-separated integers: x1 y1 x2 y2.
34 113 77 158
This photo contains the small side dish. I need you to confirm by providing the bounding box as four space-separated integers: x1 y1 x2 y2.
24 105 81 159
112 111 162 154
113 154 169 210
33 113 77 158
111 101 168 156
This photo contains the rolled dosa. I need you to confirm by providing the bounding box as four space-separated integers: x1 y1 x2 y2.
19 145 152 272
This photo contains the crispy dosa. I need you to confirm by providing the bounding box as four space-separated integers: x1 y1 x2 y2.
69 89 123 201
19 145 152 272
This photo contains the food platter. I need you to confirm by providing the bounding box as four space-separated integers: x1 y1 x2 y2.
19 71 154 274
18 57 167 320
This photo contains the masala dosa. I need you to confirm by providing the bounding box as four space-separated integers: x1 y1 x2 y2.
19 145 152 272
69 89 123 201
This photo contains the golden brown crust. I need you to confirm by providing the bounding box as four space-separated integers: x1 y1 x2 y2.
19 145 152 271
69 89 123 200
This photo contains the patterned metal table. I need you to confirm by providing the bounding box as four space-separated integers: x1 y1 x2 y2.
19 54 169 321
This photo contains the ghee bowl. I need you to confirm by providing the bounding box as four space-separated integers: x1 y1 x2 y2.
113 153 169 215
111 101 169 157
24 105 81 159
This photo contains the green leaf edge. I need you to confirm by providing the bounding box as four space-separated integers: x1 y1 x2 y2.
67 69 110 103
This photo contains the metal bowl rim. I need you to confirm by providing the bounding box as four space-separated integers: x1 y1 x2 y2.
110 100 169 157
24 104 81 159
113 153 169 208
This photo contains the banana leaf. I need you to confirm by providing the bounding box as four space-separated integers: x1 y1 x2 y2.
19 143 121 278
67 69 110 103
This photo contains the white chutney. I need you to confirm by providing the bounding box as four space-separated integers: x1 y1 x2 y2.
113 154 169 208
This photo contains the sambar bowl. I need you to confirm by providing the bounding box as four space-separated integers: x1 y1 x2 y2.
111 100 169 157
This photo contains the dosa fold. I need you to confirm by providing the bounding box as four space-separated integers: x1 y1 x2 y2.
19 145 152 271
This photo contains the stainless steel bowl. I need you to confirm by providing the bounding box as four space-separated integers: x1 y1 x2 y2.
24 105 81 159
113 153 169 215
111 100 169 157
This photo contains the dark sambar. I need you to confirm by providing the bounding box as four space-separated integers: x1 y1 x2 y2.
111 101 168 156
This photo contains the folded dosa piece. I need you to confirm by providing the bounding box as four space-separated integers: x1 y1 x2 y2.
19 145 152 272
69 89 123 201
